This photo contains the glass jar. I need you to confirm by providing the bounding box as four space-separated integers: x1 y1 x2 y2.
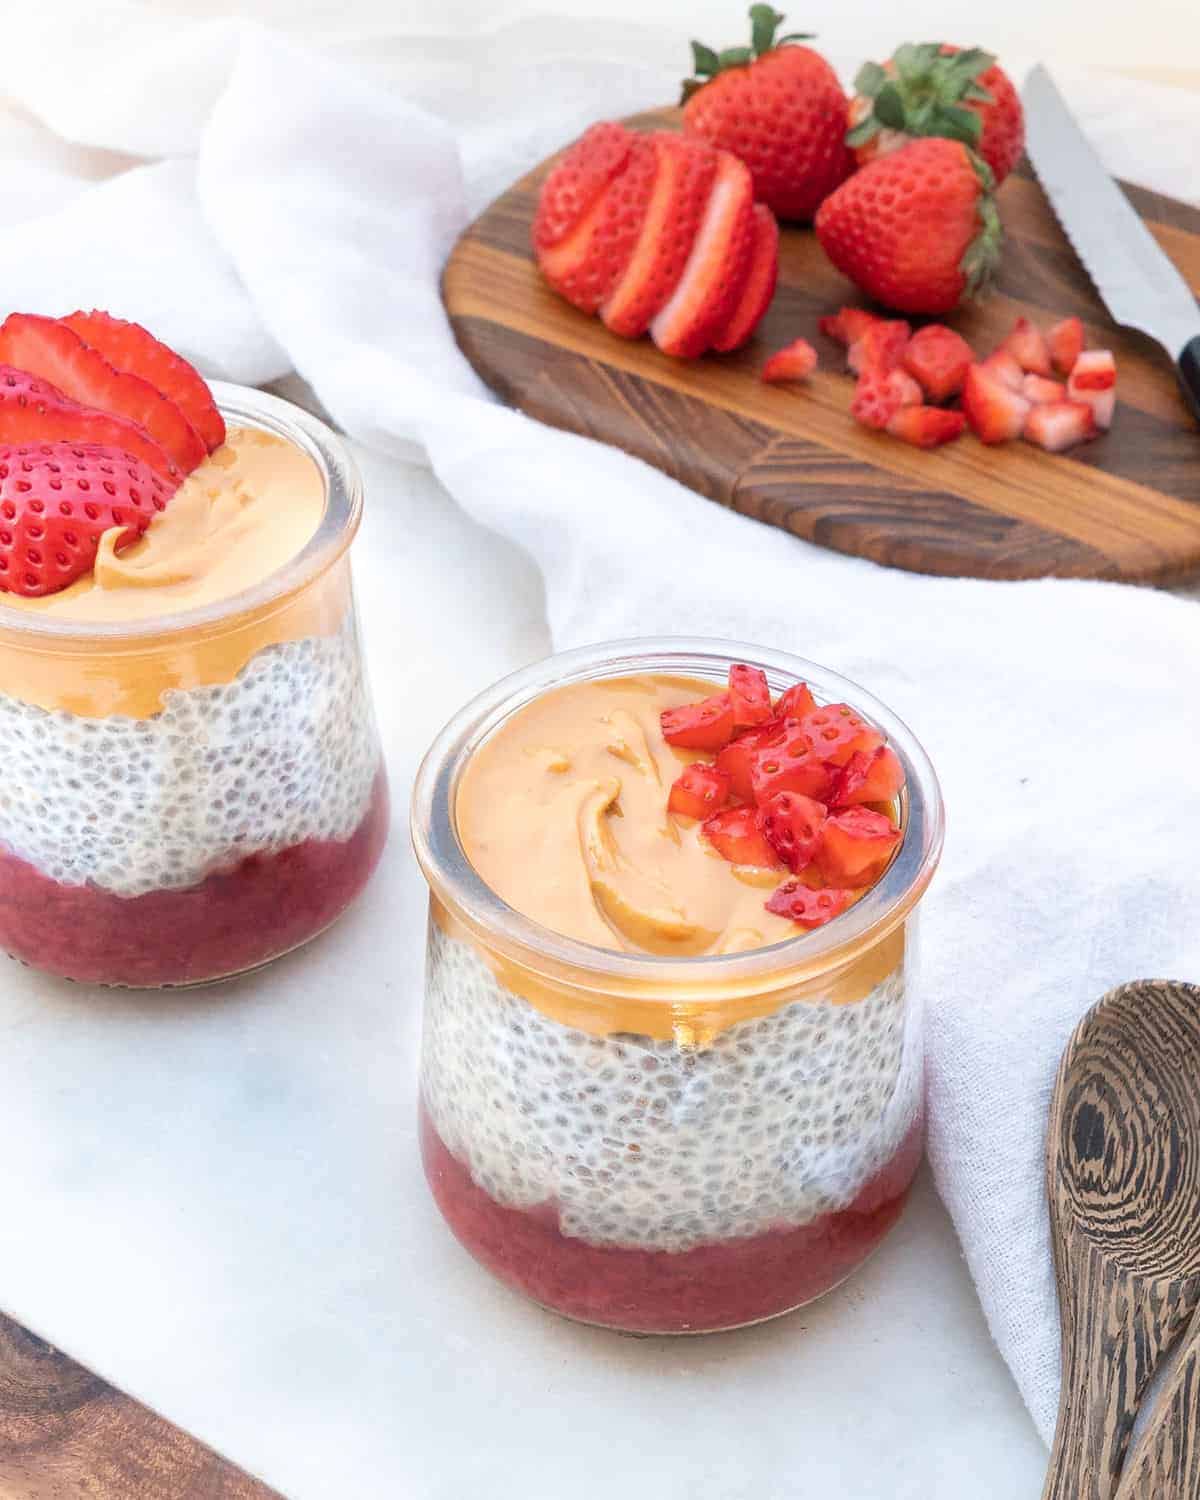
412 638 943 1335
0 383 388 987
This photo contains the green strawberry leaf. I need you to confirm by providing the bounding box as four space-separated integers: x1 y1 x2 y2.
845 116 881 147
718 45 755 67
937 104 984 145
953 47 996 80
690 40 720 76
775 31 815 44
963 81 995 104
873 82 908 130
749 3 785 55
853 60 888 97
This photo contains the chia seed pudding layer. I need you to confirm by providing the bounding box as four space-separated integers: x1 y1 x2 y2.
0 610 381 898
421 921 922 1254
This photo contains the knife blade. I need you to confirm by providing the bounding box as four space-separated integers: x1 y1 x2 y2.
1021 63 1200 421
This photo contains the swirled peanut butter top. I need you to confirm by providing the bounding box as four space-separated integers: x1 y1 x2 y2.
456 674 799 955
0 426 323 622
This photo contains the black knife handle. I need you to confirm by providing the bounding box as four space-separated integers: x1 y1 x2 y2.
1180 336 1200 424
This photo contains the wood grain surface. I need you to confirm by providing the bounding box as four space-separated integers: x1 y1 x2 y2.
1043 980 1200 1500
1115 1303 1200 1499
0 1310 280 1499
443 108 1200 584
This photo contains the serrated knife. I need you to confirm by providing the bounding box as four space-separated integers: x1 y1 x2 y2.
1022 64 1200 422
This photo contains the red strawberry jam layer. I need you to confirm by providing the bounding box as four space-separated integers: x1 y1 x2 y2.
0 768 388 987
421 1103 923 1334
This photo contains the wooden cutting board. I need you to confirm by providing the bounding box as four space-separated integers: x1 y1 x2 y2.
443 108 1200 584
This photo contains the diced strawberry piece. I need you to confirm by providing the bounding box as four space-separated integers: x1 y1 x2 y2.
0 441 173 597
799 703 884 769
716 718 787 801
750 729 838 806
818 307 880 346
667 763 731 820
775 682 816 721
1070 349 1116 391
816 806 901 886
757 791 827 873
602 134 718 339
1066 375 1115 431
1047 316 1085 377
979 348 1024 391
832 745 906 807
711 203 780 352
728 663 772 727
886 405 966 447
1001 316 1052 376
1021 374 1067 405
901 323 974 401
847 319 911 374
533 122 633 252
0 365 179 484
702 805 783 868
536 136 658 315
0 315 205 475
651 150 755 358
661 692 735 750
1023 400 1096 452
851 367 922 430
764 881 854 929
61 310 225 454
962 363 1031 444
762 337 817 383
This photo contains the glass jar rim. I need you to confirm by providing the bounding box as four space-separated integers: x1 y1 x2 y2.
0 381 361 645
411 636 945 999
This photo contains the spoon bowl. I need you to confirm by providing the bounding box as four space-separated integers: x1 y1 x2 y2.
1043 979 1200 1500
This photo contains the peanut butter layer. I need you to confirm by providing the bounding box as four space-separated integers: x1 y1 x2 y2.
457 673 802 957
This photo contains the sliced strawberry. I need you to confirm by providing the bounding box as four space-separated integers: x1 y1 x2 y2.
1001 316 1052 376
1021 373 1067 405
1066 374 1115 431
901 324 973 401
702 805 783 868
762 337 817 383
818 307 880 346
661 692 734 751
962 363 1031 444
0 315 205 476
832 745 905 807
851 367 922 430
0 365 178 484
716 717 788 801
728 664 772 728
711 203 779 353
0 441 172 597
61 310 225 454
602 134 718 339
757 791 827 873
816 806 901 886
651 150 754 358
532 122 633 252
1070 349 1116 391
1023 401 1096 452
847 319 910 374
775 682 816 720
799 703 885 769
1047 316 1085 377
667 763 730 820
764 881 854 929
536 137 658 315
886 405 966 447
978 348 1024 391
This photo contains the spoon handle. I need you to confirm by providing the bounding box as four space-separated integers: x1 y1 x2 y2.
1113 1307 1200 1499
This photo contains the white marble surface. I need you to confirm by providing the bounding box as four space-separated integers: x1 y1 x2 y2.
0 443 1052 1498
3 1 1196 1493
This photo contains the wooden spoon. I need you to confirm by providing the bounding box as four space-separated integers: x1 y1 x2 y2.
1043 979 1200 1500
1112 1302 1200 1498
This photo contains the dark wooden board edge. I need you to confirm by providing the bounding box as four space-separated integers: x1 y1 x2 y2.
0 1309 282 1499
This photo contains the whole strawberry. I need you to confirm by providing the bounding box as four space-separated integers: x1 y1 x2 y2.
815 137 1002 315
0 441 171 597
846 43 1024 186
681 4 850 221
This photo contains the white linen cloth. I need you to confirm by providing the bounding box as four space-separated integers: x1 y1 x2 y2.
2 0 1200 1461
